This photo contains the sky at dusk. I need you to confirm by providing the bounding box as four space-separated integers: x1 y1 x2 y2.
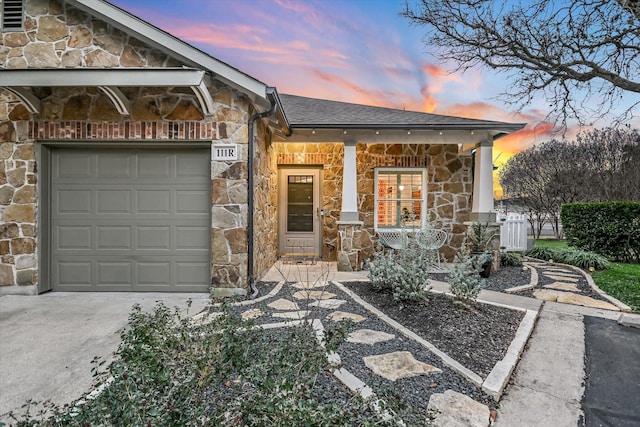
111 0 639 197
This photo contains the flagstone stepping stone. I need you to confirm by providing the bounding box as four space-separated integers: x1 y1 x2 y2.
241 308 263 320
309 299 347 309
326 311 366 323
267 298 300 311
427 390 490 427
347 329 396 345
542 274 580 282
543 268 578 274
363 351 441 381
291 282 328 289
533 289 620 311
292 290 336 300
544 282 580 292
272 310 311 319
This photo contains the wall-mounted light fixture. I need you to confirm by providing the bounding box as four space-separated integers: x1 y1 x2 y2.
343 130 347 134
439 131 443 135
311 129 316 134
407 130 411 135
375 130 379 135
470 131 475 135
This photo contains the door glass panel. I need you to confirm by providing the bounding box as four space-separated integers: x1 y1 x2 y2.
287 175 314 232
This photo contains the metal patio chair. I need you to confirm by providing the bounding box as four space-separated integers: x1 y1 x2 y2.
415 227 448 269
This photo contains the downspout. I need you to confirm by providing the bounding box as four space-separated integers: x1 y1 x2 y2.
247 88 277 299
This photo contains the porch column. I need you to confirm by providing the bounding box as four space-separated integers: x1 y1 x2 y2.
341 141 359 221
471 140 496 222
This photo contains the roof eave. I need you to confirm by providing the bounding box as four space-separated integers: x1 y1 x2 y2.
69 0 270 107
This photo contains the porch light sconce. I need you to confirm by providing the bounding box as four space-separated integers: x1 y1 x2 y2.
407 130 411 135
470 131 475 135
343 130 347 134
375 130 379 135
458 143 463 152
438 131 443 135
312 129 316 134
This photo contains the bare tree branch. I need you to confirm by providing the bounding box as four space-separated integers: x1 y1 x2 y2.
403 0 640 126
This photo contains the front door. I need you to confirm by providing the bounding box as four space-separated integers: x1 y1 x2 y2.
278 168 322 258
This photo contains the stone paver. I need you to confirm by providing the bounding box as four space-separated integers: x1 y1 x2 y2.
326 311 366 322
309 298 346 309
271 310 310 319
241 308 263 320
291 282 328 289
533 290 620 311
363 351 441 381
544 282 580 292
427 390 490 427
542 274 580 282
292 290 336 300
267 298 300 310
347 329 396 345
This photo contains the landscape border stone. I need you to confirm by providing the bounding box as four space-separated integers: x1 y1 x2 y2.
504 263 538 293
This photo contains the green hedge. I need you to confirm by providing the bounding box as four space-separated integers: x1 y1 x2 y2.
561 202 640 263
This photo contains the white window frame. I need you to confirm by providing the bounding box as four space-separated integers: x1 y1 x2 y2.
374 168 427 230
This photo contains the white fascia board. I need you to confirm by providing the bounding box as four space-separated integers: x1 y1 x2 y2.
68 0 269 104
0 68 206 87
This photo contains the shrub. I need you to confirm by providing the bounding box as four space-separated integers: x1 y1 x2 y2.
368 241 431 302
524 246 556 261
561 249 611 270
449 252 485 305
500 251 523 267
466 222 498 253
561 202 640 263
5 303 393 426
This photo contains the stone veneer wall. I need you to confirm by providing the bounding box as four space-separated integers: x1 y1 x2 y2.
274 142 473 263
0 0 256 291
252 118 278 280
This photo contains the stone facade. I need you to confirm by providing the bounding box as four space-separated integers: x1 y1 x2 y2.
274 142 473 264
0 0 263 292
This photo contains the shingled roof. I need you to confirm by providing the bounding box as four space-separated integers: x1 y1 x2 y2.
279 93 525 131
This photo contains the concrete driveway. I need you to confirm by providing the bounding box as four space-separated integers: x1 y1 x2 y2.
0 292 210 419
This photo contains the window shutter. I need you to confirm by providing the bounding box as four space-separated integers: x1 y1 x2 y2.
2 0 24 31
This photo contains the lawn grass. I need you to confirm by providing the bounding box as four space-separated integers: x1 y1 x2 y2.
534 239 570 249
592 263 640 312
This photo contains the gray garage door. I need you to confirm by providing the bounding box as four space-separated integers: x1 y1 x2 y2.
51 147 211 292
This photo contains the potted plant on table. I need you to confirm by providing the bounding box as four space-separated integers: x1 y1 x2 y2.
466 222 498 278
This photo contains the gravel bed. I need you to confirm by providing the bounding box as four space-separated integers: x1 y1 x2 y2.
340 281 525 378
430 265 532 292
228 281 501 423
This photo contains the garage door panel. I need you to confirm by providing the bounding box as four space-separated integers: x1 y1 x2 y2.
137 226 171 250
138 262 171 285
176 226 210 250
57 226 92 250
97 226 131 250
98 155 133 179
56 153 93 179
97 262 132 286
138 155 172 178
57 261 92 286
57 190 92 214
176 190 210 213
176 262 211 286
137 190 171 213
51 147 211 292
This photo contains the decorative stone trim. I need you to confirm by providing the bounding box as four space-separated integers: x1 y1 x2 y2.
277 153 328 165
29 120 217 141
370 155 428 167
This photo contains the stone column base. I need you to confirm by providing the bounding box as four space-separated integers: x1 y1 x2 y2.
336 220 364 271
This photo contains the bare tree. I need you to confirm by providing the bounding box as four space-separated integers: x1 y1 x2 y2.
403 0 640 126
500 127 640 237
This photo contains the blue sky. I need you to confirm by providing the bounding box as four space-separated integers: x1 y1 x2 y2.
111 0 638 167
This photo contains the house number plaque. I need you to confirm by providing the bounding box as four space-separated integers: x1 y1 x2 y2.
212 144 239 161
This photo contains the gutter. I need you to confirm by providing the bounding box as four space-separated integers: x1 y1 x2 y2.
246 87 279 299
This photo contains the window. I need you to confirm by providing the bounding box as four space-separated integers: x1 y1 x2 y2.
2 0 24 32
375 169 425 229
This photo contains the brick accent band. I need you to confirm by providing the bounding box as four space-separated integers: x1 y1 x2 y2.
277 153 328 165
29 121 217 141
371 155 429 167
